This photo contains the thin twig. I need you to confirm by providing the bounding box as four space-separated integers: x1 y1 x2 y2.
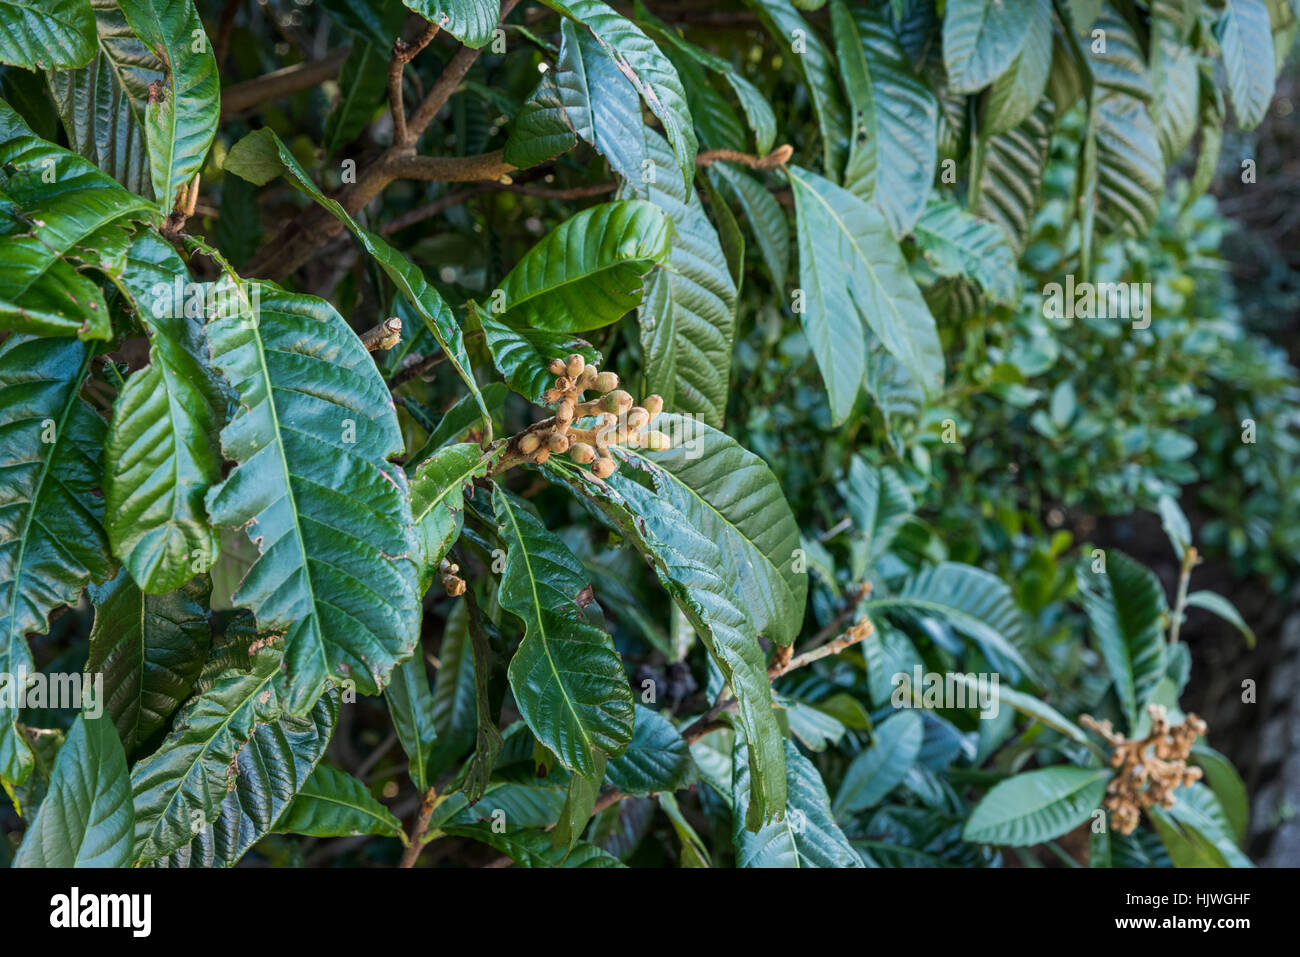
360 316 403 352
696 144 793 170
219 48 351 116
389 21 441 146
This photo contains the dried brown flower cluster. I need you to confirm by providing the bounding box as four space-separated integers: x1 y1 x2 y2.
1081 704 1206 835
515 353 669 478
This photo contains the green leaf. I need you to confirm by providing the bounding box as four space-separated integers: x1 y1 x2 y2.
86 569 211 755
789 165 943 424
494 487 634 778
604 704 697 795
620 413 806 646
156 687 339 867
1152 38 1200 164
833 0 938 237
844 456 913 565
130 648 337 863
942 0 1037 94
409 442 498 589
1076 549 1168 731
1217 0 1276 130
13 713 133 867
0 101 153 340
317 0 406 44
952 673 1097 749
224 127 488 433
104 234 222 593
277 762 402 839
710 164 788 291
0 336 112 786
324 42 387 155
46 0 161 197
117 0 218 210
734 737 862 867
1087 8 1166 236
913 199 1018 305
658 791 710 866
1185 590 1256 649
538 0 697 188
203 282 422 714
547 460 786 828
833 710 923 815
863 562 1033 680
638 5 775 153
403 0 499 48
975 97 1053 252
480 312 600 405
429 601 476 773
445 824 625 866
0 0 96 70
963 766 1111 845
981 0 1052 137
495 200 671 333
385 652 439 794
630 131 737 427
1156 493 1192 561
747 0 848 177
1191 745 1249 844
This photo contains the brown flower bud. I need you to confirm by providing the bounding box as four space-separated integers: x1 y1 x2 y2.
642 394 664 417
547 432 571 453
627 407 650 430
592 456 617 478
444 576 466 597
556 398 575 425
641 430 672 451
569 442 596 464
566 354 586 378
548 358 567 376
553 376 573 394
603 390 633 414
593 371 619 393
518 433 541 454
532 447 551 465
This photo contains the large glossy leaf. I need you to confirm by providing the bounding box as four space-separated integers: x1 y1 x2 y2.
1087 7 1166 236
833 1 938 237
1151 39 1199 164
480 313 600 405
709 164 789 291
403 0 499 48
13 713 133 867
493 487 634 778
833 710 923 815
981 0 1052 137
224 128 486 428
131 648 337 863
277 762 402 839
46 0 160 197
863 562 1032 679
117 0 218 210
942 0 1037 93
547 459 785 828
975 97 1053 252
495 200 671 333
913 199 1019 305
86 569 210 755
538 0 697 189
963 766 1111 845
788 165 943 424
604 704 696 795
104 233 222 593
385 652 439 794
507 18 647 183
733 736 861 867
444 824 625 866
628 132 737 427
0 0 96 70
844 455 913 565
1076 549 1168 732
0 335 113 786
1217 0 1275 130
156 688 338 867
203 283 422 714
430 601 476 773
620 414 806 646
0 101 153 340
639 5 775 153
747 0 848 177
408 442 498 589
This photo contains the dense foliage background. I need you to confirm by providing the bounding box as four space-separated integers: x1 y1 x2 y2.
1 0 1297 869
